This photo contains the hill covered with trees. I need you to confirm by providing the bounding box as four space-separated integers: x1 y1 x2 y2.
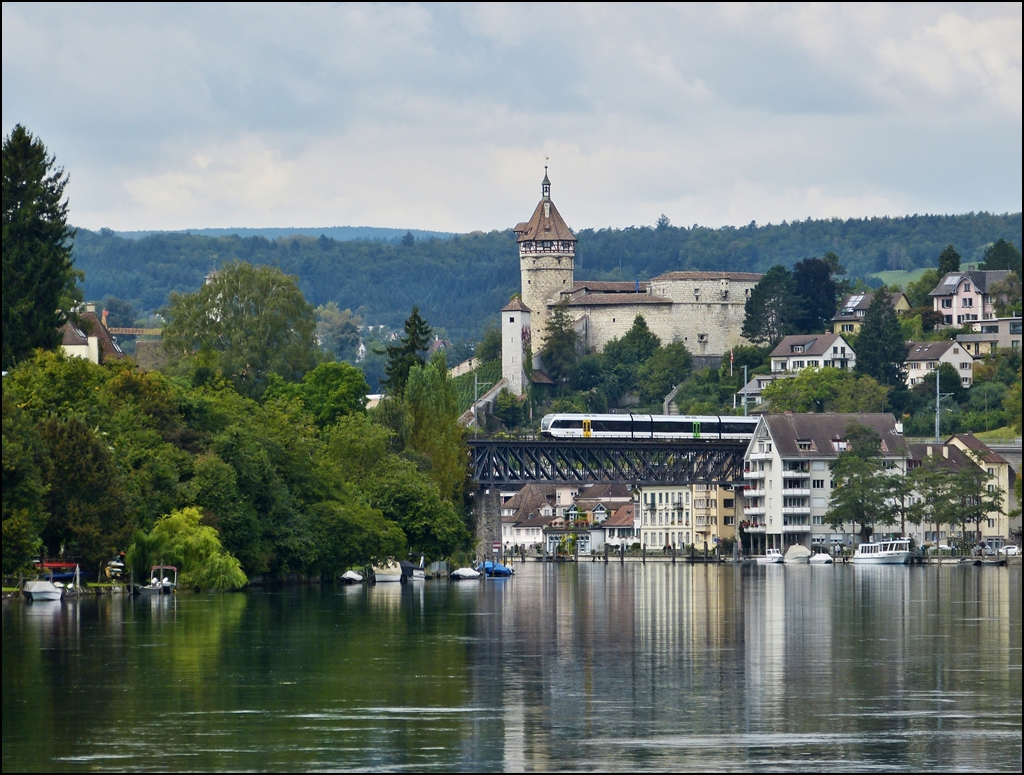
73 212 1021 342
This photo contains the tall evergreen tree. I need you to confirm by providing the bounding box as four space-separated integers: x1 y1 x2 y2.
791 257 838 333
979 238 1022 274
2 125 79 369
937 244 961 276
540 299 580 382
382 306 432 395
741 265 800 346
854 289 906 388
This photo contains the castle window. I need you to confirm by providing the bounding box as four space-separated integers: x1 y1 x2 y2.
509 317 514 323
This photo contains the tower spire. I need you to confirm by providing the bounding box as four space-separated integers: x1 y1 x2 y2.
542 166 550 200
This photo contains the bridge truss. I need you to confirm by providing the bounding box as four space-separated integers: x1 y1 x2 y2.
470 439 747 486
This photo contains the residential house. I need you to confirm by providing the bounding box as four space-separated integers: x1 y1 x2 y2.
929 270 1012 327
946 433 1016 544
742 413 909 553
770 334 855 373
598 502 639 548
906 442 1000 547
831 291 912 336
637 484 692 549
956 316 1022 357
735 373 791 409
904 341 974 387
59 306 127 365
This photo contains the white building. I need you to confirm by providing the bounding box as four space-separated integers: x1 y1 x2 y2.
742 413 909 553
904 341 974 387
770 333 855 373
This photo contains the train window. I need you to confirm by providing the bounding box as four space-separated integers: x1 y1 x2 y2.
632 420 652 434
720 421 754 434
652 421 676 433
554 419 584 429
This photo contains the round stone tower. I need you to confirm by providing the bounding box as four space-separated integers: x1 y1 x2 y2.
512 169 576 362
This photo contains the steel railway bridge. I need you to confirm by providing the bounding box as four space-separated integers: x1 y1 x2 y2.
469 438 748 486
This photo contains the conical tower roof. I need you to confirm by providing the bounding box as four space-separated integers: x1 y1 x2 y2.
513 171 576 244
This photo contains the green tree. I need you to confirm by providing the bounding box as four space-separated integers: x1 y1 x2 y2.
316 302 361 361
405 351 467 504
854 289 906 389
299 361 369 427
475 324 502 363
540 300 580 382
604 315 661 366
905 268 941 309
163 262 321 399
826 423 892 542
987 271 1022 317
791 257 838 333
742 265 800 346
2 125 80 369
637 342 693 405
308 498 407 576
979 238 1022 273
382 306 432 395
493 388 525 427
937 244 961 275
762 368 888 413
126 507 247 590
1 392 48 573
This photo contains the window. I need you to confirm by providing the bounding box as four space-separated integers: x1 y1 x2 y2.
963 283 971 292
842 324 853 332
812 479 825 489
798 440 812 451
941 299 952 309
509 316 515 323
960 363 970 370
962 298 973 308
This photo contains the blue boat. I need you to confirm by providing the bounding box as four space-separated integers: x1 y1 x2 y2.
477 561 514 577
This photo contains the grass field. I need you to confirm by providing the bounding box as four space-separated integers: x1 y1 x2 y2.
869 268 931 287
975 426 1022 443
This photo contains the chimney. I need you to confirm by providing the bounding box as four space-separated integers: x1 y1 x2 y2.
101 309 109 328
942 446 948 458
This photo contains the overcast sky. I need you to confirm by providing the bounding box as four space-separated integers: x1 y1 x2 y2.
3 3 1021 233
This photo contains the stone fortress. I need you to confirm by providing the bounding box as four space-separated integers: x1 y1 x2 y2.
502 171 763 394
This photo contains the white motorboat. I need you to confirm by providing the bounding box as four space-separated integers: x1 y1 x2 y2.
23 580 62 601
852 539 912 565
756 549 784 565
340 570 363 584
450 567 481 580
809 552 834 565
400 556 426 582
372 562 402 583
784 545 811 564
134 565 178 595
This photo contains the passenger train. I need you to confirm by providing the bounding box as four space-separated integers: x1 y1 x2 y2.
540 413 759 440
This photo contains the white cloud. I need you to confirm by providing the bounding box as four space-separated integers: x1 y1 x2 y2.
3 3 1020 232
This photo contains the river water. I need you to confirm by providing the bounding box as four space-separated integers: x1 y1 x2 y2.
3 562 1021 772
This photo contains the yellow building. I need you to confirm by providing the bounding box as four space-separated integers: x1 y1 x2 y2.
831 291 911 335
946 433 1015 545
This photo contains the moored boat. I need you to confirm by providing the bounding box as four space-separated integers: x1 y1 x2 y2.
809 552 834 565
852 539 912 565
784 545 811 564
450 567 481 580
371 562 402 583
134 565 178 595
477 560 514 577
756 549 784 565
22 580 62 602
340 570 363 584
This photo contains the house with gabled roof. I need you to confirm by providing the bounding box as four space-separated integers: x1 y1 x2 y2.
946 433 1015 543
59 306 127 365
929 269 1011 327
904 341 974 387
770 333 855 373
832 291 911 336
742 413 909 553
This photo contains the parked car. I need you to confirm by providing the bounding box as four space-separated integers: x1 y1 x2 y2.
997 545 1020 557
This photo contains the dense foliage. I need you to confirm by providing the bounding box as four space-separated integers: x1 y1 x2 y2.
2 125 80 369
1 350 471 578
70 213 1021 342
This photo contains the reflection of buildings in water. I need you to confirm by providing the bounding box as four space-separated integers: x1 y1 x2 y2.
23 599 81 647
745 566 786 723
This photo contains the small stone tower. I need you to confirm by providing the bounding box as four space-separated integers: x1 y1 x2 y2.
513 169 576 362
501 297 532 396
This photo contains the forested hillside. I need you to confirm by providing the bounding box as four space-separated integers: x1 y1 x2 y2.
74 212 1021 341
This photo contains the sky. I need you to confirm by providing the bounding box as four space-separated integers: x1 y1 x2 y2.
2 3 1021 233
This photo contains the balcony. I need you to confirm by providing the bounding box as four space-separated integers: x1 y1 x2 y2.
749 451 774 461
744 470 766 480
782 468 811 478
782 488 811 497
744 524 766 533
745 488 765 499
783 524 811 533
782 506 810 515
745 507 765 517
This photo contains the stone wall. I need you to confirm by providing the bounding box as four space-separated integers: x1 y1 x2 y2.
520 251 573 351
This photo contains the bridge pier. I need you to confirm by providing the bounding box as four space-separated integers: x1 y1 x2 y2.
472 486 502 561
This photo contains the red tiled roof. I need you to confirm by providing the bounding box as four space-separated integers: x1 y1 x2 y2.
562 293 671 307
502 297 532 313
652 271 762 282
602 503 636 528
514 197 576 243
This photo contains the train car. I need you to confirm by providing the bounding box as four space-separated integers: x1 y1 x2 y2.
540 413 759 440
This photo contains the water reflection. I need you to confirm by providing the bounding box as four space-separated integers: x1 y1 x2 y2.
3 566 1021 772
